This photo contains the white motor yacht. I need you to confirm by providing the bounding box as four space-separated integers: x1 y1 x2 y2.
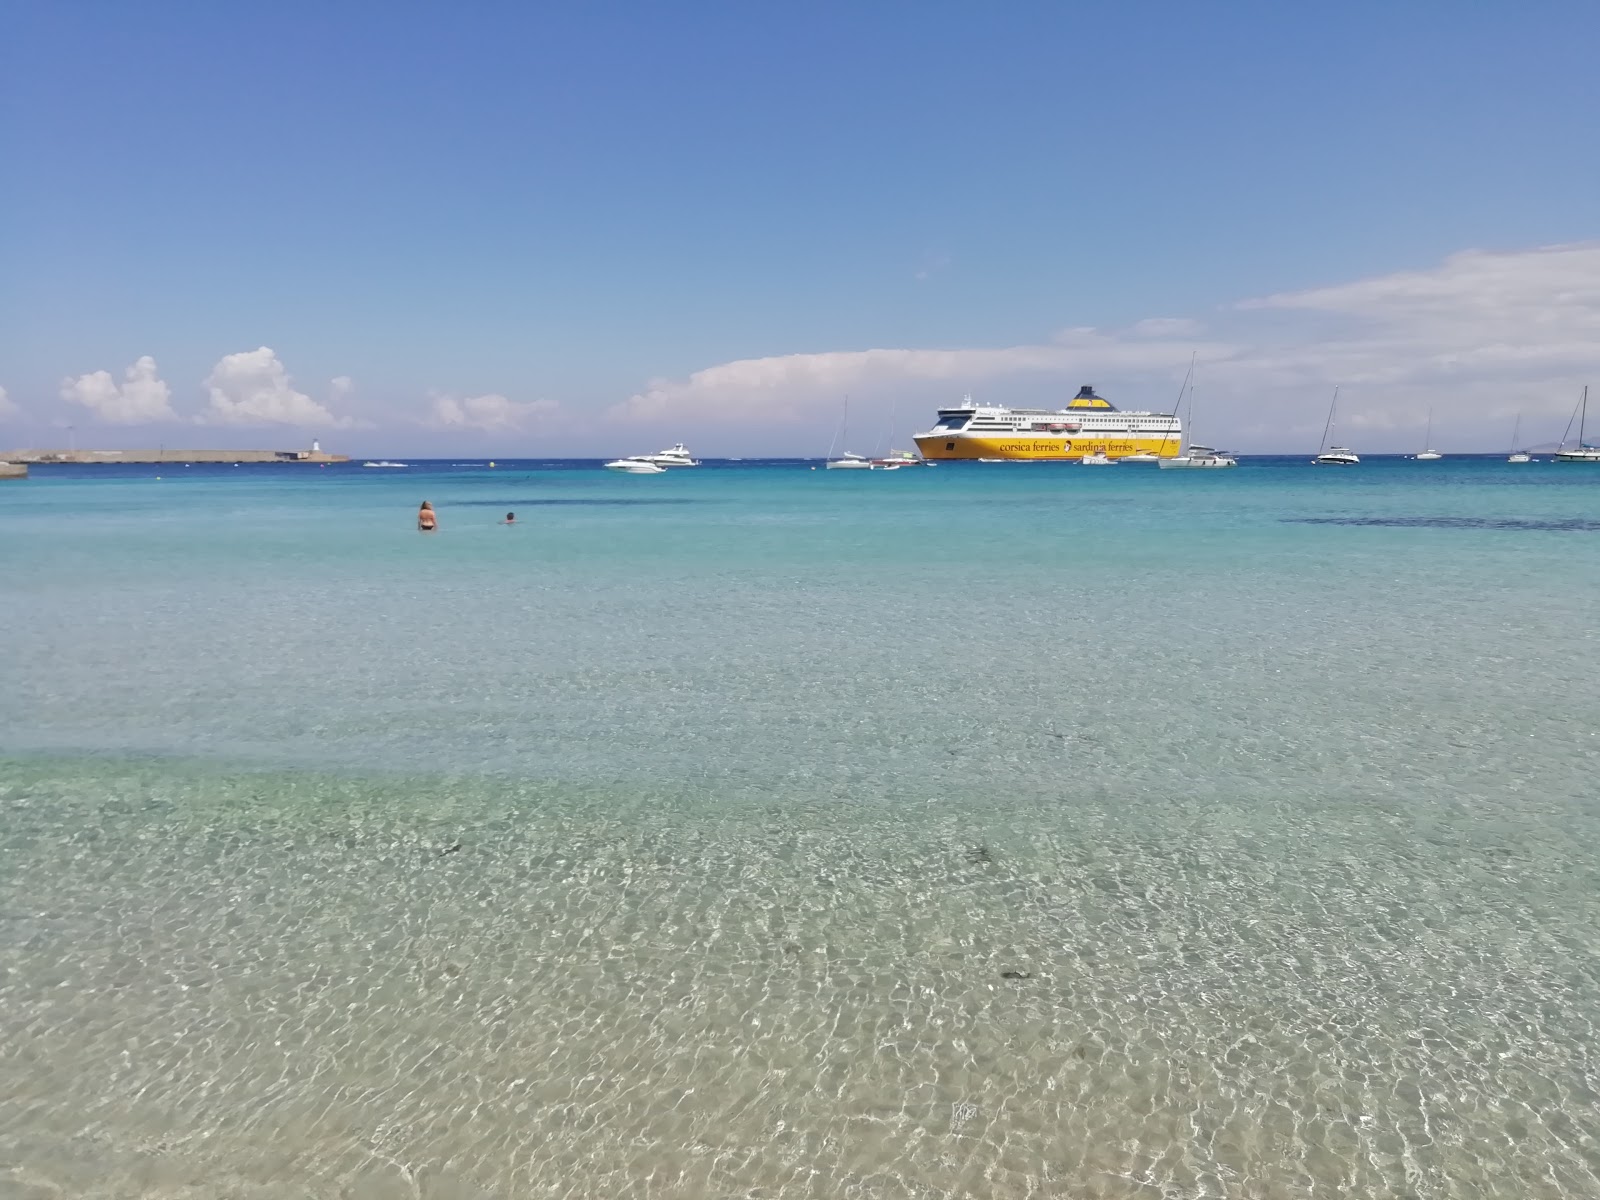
1080 451 1116 465
634 443 700 467
1313 448 1360 466
1117 452 1161 464
605 457 667 473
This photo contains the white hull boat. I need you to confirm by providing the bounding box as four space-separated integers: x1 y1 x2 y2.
1160 445 1237 469
634 443 699 467
1411 409 1442 459
1312 387 1359 465
605 458 667 473
1507 414 1533 462
825 451 875 469
1553 386 1600 462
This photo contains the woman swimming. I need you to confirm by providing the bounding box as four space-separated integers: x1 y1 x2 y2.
418 501 437 531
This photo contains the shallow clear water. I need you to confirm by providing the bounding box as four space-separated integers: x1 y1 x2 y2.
3 458 1599 1197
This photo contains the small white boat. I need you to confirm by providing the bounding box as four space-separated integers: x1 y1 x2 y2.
1312 387 1359 465
363 460 408 468
1159 445 1238 469
1117 452 1161 464
872 449 930 467
605 458 667 473
1080 451 1116 465
1554 386 1600 462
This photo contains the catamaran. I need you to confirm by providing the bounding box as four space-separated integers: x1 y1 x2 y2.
1312 387 1359 465
1158 370 1237 468
1554 386 1600 462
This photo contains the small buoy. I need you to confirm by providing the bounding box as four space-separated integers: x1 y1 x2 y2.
488 461 496 468
156 475 162 480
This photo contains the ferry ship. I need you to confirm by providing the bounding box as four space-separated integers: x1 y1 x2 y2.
912 386 1181 461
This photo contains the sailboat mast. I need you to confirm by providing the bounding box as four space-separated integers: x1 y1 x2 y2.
1162 353 1195 456
1186 379 1197 453
1319 387 1339 453
1510 414 1520 455
1581 386 1589 448
1424 407 1432 450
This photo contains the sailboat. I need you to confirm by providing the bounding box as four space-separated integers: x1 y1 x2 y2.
1159 369 1236 469
1553 386 1600 462
870 397 931 467
1125 357 1191 464
1311 387 1359 465
824 397 877 469
1412 408 1443 460
1507 414 1533 463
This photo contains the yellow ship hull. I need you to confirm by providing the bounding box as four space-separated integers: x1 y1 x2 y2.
912 434 1182 461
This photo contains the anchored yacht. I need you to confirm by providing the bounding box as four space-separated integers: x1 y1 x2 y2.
604 457 667 473
1554 387 1600 462
1159 444 1238 469
634 443 699 467
1312 387 1360 465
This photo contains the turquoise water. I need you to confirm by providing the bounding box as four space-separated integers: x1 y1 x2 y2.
3 458 1599 1198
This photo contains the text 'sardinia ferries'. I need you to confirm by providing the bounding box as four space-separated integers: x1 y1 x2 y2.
912 386 1182 461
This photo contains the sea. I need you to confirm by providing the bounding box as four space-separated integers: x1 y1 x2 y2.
2 456 1598 1199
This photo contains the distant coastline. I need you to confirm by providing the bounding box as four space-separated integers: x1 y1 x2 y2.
2 448 350 465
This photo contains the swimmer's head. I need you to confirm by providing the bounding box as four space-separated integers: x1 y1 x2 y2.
506 512 515 522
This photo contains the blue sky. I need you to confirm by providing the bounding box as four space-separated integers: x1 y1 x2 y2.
3 1 1599 454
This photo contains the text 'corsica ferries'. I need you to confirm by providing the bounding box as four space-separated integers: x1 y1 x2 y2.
912 386 1181 461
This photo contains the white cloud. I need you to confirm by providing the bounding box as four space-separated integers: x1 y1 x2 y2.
1131 317 1202 338
609 242 1600 451
425 393 558 432
199 348 352 427
59 356 177 424
610 331 1233 426
0 385 20 420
